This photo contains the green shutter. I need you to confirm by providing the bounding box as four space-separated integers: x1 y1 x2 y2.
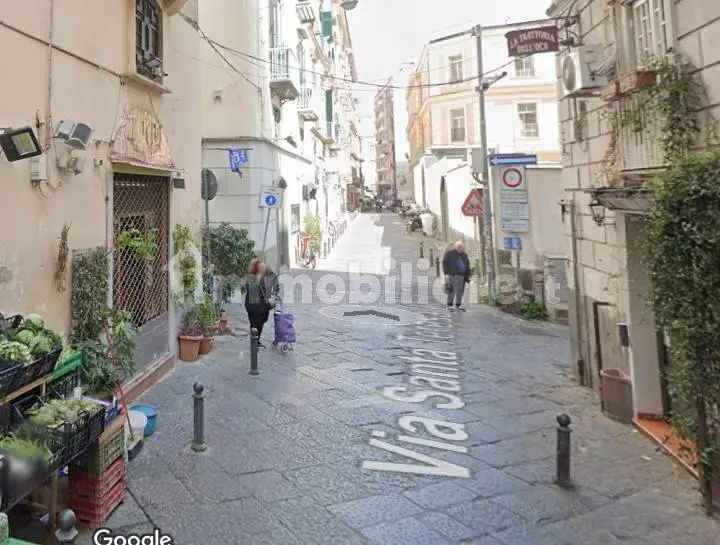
321 11 333 38
325 90 334 122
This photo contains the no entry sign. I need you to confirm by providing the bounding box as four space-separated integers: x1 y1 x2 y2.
461 188 484 217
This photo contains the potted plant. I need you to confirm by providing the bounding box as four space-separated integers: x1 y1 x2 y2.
178 306 203 362
198 295 218 355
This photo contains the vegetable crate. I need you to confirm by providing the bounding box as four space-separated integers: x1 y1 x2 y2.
0 363 21 398
71 417 124 476
68 458 126 529
9 349 61 393
47 406 106 470
47 366 82 400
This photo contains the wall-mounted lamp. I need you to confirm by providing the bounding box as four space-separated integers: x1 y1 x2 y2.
0 126 42 162
589 196 606 226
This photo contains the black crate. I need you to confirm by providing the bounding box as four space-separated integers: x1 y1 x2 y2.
48 367 83 400
48 406 107 471
0 362 21 398
10 349 60 392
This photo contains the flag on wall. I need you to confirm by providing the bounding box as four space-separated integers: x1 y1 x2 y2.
229 148 249 173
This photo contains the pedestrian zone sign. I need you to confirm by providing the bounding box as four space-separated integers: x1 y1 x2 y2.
260 187 282 208
461 188 484 217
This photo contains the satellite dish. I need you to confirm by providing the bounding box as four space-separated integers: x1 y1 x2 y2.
201 169 218 201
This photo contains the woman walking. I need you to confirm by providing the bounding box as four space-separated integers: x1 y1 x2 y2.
244 257 278 348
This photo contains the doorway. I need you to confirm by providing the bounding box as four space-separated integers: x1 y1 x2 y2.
113 173 170 372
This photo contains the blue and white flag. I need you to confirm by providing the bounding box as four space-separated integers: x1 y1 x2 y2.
229 148 249 173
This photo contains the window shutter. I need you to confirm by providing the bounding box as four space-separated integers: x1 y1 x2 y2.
326 90 333 122
321 11 333 38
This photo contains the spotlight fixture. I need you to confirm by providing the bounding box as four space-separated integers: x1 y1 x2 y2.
0 126 42 162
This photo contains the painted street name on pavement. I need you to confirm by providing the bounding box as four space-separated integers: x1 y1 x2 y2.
362 310 471 478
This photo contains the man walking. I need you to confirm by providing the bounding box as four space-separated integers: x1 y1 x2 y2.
443 241 471 311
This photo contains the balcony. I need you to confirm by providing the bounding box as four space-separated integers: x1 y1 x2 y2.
270 47 299 102
617 96 666 173
298 86 319 121
296 1 316 23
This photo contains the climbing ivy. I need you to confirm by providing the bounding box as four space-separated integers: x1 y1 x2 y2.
645 151 720 514
71 248 109 342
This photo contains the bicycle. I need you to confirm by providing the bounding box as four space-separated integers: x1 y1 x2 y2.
300 234 318 270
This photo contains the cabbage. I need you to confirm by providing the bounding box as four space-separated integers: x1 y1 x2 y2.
23 314 45 331
29 334 53 357
0 341 33 365
15 330 35 346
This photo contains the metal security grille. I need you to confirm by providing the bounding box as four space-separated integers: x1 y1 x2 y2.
113 173 169 328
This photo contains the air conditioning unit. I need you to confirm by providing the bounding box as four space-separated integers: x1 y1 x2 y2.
560 46 607 98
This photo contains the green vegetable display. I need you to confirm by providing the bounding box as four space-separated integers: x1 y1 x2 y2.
23 314 44 331
18 398 103 445
0 435 50 465
15 330 35 346
0 341 32 365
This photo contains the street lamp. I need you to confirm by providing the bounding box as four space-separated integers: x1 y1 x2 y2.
589 196 606 226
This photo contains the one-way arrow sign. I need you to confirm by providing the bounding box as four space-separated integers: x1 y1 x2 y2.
461 188 484 217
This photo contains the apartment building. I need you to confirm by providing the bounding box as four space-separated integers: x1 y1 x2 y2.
0 0 202 391
545 0 720 438
374 85 397 202
200 0 362 269
406 21 567 314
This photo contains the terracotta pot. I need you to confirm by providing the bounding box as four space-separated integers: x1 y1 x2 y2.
178 335 203 362
218 313 230 335
208 323 219 337
199 336 214 355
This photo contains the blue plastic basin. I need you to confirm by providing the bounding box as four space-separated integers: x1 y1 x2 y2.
129 403 157 437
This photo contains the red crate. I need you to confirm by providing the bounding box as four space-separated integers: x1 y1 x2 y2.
69 477 125 529
69 457 125 499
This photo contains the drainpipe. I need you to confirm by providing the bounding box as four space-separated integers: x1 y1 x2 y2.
569 196 589 387
46 0 55 150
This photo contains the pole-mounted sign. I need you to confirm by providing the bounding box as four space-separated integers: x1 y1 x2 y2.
506 26 559 57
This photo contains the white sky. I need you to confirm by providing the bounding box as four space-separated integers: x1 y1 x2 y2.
347 0 550 185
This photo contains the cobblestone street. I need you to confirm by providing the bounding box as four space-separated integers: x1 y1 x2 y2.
102 214 718 545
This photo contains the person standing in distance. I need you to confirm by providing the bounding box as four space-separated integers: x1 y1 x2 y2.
442 241 471 311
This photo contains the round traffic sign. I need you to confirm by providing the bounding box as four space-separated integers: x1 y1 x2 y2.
265 194 278 206
502 168 523 188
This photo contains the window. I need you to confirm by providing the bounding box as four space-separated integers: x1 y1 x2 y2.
518 103 539 138
514 56 535 78
450 108 466 143
136 0 162 79
449 55 463 83
270 0 281 49
297 42 306 86
632 0 672 66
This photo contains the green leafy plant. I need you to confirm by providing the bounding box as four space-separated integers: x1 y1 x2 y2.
71 248 109 342
204 223 256 307
178 305 203 337
303 214 322 253
645 151 720 513
106 310 137 378
75 339 119 396
0 341 32 365
173 224 193 255
0 435 50 465
519 296 548 321
197 295 218 336
117 228 159 261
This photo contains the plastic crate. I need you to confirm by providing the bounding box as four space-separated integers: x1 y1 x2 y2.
51 351 82 382
72 418 125 476
9 349 59 393
70 457 125 499
47 366 82 400
47 405 107 471
69 477 125 529
0 363 21 398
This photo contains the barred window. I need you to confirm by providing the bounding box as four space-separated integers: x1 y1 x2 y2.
632 0 672 67
136 0 162 79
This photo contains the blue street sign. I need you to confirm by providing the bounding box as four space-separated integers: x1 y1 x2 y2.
264 194 278 207
503 236 522 251
229 148 249 172
489 153 538 167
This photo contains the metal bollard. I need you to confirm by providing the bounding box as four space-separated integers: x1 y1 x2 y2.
419 242 424 258
555 414 572 488
249 327 260 376
429 248 435 272
192 383 207 452
55 509 78 545
435 256 440 277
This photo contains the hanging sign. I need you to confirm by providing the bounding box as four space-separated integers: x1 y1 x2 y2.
461 188 484 217
506 26 559 57
229 148 249 173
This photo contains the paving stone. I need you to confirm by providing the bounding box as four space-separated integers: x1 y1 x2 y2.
328 493 423 529
360 517 452 545
457 468 532 498
415 511 482 541
403 481 478 509
444 498 528 535
490 485 609 524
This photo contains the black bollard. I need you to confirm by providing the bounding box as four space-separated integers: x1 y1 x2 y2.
429 248 435 273
556 414 572 488
249 327 260 376
419 242 424 258
192 383 207 452
55 509 78 545
435 256 441 277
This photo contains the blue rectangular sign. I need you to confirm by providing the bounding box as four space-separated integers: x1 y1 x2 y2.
490 153 538 167
503 236 522 251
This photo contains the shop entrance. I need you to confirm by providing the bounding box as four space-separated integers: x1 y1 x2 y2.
113 173 170 372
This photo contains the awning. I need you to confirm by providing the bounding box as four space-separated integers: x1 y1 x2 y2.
587 186 653 215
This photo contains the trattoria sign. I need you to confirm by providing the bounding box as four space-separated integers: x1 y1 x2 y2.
506 25 559 57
